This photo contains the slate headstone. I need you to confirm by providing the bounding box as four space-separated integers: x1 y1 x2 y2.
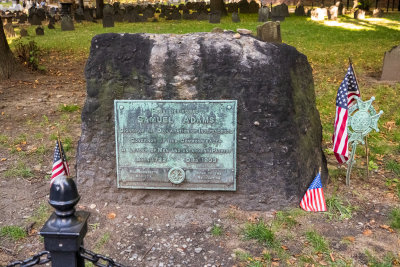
257 21 281 43
372 8 383 17
354 9 365 19
238 0 250 13
248 0 259 13
35 26 44 35
103 5 114 27
61 15 74 31
295 4 305 16
258 6 269 22
18 13 27 23
232 12 240 22
381 44 400 81
209 11 221 23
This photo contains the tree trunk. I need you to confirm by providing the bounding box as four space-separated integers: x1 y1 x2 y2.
96 0 104 19
0 16 17 80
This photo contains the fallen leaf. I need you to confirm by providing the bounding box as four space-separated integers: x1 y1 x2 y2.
1 112 4 115
380 225 395 232
343 236 355 243
330 252 335 262
363 229 372 236
271 262 279 266
1 158 6 161
107 212 116 219
281 245 289 250
319 260 328 266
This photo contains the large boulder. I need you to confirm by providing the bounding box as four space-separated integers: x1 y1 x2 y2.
78 33 327 210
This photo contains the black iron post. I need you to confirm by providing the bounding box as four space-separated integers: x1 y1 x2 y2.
386 0 389 11
375 0 379 8
39 176 90 267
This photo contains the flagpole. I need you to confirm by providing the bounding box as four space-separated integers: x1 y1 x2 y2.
56 132 68 178
348 57 369 179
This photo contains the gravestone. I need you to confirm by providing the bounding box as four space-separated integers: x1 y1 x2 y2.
381 44 400 81
103 5 114 27
61 15 74 31
210 0 227 16
257 21 281 43
30 13 42 25
232 12 240 22
20 27 28 36
48 21 55 29
84 7 94 21
209 11 221 23
258 6 269 22
78 32 327 210
373 8 383 17
328 5 338 20
295 4 305 16
238 0 249 13
311 8 326 20
18 12 27 23
35 26 44 35
75 7 84 22
248 0 259 13
354 9 365 19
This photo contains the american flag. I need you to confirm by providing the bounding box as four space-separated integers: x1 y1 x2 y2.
300 172 326 212
332 64 360 164
51 139 70 183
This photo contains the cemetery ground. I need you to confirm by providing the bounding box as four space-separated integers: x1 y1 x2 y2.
1 13 400 267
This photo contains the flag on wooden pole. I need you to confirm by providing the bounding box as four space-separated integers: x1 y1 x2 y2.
51 138 70 183
300 171 326 212
332 63 361 164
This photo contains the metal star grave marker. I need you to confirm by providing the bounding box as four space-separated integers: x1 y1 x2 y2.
346 96 383 185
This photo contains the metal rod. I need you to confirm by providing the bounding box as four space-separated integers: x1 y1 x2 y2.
346 142 357 186
365 136 369 178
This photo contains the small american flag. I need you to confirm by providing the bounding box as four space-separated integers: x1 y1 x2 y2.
51 139 70 183
332 64 360 164
300 172 326 212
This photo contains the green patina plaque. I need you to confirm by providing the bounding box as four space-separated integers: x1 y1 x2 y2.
114 100 237 191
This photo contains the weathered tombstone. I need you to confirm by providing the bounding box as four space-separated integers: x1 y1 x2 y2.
271 4 289 21
210 0 227 16
238 0 250 13
61 15 74 31
257 21 281 42
20 27 28 36
354 9 365 19
35 26 44 35
78 32 327 210
209 11 221 23
48 21 55 29
381 44 400 81
328 5 338 20
311 8 326 20
248 0 259 13
30 12 42 25
84 7 94 21
102 5 114 27
197 11 209 21
18 12 27 23
372 8 383 17
258 6 269 21
295 4 305 16
336 1 344 15
232 12 240 22
75 7 84 22
227 3 238 13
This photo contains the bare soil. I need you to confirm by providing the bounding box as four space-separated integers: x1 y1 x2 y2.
0 53 399 267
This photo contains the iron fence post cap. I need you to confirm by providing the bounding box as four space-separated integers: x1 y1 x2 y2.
49 175 80 217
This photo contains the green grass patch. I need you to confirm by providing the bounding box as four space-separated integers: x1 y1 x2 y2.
0 134 8 145
386 160 400 176
28 203 51 226
273 209 304 230
389 207 400 230
58 104 80 113
365 250 395 267
0 225 27 241
13 134 27 145
243 220 275 247
95 232 111 251
326 195 355 221
211 224 223 236
4 162 34 178
305 230 329 254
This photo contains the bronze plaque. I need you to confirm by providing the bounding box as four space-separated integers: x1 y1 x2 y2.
114 100 237 191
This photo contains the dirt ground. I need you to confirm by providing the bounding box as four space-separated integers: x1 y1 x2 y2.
0 53 399 267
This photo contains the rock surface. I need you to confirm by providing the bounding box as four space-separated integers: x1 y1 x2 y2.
78 32 327 210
